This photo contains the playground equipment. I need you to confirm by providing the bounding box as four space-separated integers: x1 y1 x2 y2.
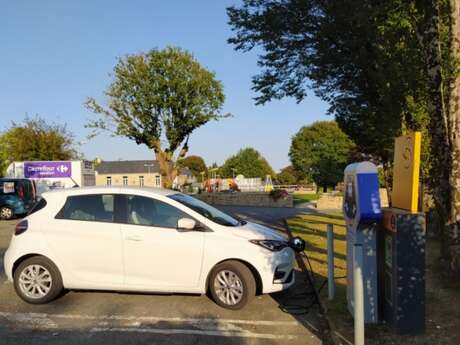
264 175 274 192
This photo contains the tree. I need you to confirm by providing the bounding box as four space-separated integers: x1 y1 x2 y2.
177 155 207 178
227 1 433 165
0 117 78 175
275 165 307 185
445 0 460 271
290 121 355 192
227 0 460 271
86 47 227 188
220 147 274 178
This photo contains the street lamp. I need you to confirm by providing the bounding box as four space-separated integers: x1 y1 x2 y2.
231 168 237 179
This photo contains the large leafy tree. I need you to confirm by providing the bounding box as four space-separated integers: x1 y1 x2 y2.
227 1 432 164
86 47 227 187
290 121 355 191
228 0 460 271
220 147 274 178
177 155 207 178
0 117 78 175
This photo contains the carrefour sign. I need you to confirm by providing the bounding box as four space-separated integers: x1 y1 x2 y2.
24 161 72 178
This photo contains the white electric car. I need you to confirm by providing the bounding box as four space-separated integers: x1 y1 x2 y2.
3 187 296 309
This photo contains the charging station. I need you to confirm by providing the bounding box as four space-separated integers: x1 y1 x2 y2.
343 132 426 337
377 132 426 334
378 208 425 334
343 161 382 324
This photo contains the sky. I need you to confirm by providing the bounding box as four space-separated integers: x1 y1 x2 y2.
0 0 330 172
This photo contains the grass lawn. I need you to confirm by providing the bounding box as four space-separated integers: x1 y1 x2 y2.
287 212 351 342
292 192 320 205
287 212 460 345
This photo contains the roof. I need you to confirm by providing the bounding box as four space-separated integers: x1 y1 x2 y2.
95 160 160 175
179 167 194 177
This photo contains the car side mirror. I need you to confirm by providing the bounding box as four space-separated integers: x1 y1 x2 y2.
177 218 197 231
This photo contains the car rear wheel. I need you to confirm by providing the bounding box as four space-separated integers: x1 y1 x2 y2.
14 256 63 304
0 206 13 220
209 261 256 310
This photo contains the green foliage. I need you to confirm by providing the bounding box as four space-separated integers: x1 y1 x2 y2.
0 117 78 175
85 46 227 186
276 165 304 185
208 162 219 170
289 121 355 190
0 156 7 177
220 147 274 178
378 167 387 188
177 155 207 178
228 0 459 265
227 0 448 170
86 46 226 151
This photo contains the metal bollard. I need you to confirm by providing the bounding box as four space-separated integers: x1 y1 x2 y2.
354 243 365 345
327 223 335 300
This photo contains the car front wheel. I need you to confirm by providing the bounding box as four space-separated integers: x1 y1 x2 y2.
209 261 256 310
0 206 13 220
13 256 63 304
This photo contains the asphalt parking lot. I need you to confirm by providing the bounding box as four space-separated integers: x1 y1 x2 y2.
0 206 322 345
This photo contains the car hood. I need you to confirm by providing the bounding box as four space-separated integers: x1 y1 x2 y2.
231 221 287 241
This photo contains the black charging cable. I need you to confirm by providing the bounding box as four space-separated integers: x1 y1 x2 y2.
279 249 345 315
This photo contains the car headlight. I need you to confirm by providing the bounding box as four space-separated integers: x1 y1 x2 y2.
249 239 288 252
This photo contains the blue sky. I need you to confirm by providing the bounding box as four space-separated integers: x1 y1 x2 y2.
0 0 329 171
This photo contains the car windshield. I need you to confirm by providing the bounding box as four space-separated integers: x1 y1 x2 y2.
168 193 241 227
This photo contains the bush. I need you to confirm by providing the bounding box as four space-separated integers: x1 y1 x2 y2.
269 189 289 202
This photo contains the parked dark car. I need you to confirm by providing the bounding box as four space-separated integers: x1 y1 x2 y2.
0 178 37 220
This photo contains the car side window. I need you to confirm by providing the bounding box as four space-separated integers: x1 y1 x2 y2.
126 195 188 228
59 194 114 222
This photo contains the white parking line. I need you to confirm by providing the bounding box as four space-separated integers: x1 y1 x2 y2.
0 311 299 327
0 312 58 329
0 311 302 339
90 327 297 340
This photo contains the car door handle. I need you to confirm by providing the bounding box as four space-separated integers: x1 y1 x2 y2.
125 236 142 242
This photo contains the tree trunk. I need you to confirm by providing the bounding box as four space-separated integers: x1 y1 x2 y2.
418 0 452 258
151 140 178 189
447 0 460 272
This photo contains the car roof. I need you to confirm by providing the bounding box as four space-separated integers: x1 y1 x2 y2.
0 178 31 183
41 186 178 198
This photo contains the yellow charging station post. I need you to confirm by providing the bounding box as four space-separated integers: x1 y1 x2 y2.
391 132 422 213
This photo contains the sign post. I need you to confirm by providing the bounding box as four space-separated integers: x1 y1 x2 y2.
327 223 335 301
